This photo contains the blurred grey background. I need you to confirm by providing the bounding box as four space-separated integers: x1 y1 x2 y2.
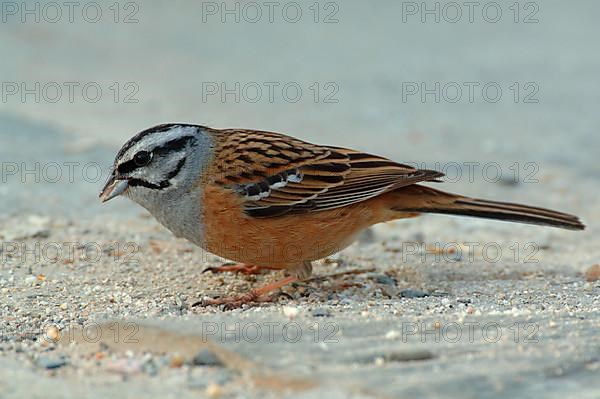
0 0 598 219
1 2 599 397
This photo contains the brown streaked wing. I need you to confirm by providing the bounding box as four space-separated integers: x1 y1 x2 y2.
208 128 333 183
304 147 443 211
207 129 444 218
207 129 353 215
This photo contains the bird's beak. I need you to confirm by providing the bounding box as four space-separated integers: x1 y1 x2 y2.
99 172 129 203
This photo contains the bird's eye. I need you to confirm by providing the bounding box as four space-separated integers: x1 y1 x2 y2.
133 150 153 166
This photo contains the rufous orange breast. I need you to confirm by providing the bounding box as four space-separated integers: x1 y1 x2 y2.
201 183 397 270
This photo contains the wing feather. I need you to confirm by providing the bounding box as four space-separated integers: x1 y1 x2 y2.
207 129 443 218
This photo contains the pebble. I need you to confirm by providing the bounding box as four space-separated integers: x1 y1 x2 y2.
399 289 429 298
385 350 435 362
410 232 425 243
498 174 520 186
170 353 185 368
206 383 224 398
311 308 331 317
38 356 68 369
584 264 600 282
360 350 435 364
373 274 396 286
379 285 399 298
24 275 37 285
192 349 223 367
141 359 159 376
283 306 299 319
44 325 60 343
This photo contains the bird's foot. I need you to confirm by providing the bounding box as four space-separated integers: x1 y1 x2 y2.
193 276 298 310
202 263 279 275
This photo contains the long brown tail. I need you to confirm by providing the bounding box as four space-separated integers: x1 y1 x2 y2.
391 185 585 231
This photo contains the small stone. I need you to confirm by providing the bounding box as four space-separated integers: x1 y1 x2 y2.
410 232 425 243
24 275 37 285
44 325 60 343
433 321 441 330
142 359 159 376
373 274 395 286
170 353 185 368
400 289 429 298
386 350 434 362
584 264 600 282
498 174 520 187
323 258 340 266
175 295 185 309
311 308 331 317
379 285 399 298
283 306 299 319
206 383 224 398
466 306 476 314
584 282 594 291
38 356 68 369
360 350 434 364
193 348 223 367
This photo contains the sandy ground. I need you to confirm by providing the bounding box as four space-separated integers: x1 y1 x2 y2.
1 1 599 398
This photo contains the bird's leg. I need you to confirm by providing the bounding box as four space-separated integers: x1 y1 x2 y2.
202 263 280 275
195 276 298 309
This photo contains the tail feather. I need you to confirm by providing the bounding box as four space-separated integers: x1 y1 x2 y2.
391 185 585 231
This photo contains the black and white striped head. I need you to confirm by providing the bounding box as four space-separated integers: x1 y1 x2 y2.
100 124 214 205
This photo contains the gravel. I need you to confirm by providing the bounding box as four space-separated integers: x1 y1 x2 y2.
1 1 599 398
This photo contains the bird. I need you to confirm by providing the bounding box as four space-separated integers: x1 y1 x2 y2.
100 123 585 307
